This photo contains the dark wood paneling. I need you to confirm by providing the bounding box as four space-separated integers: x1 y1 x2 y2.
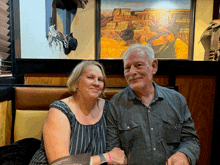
0 77 15 102
0 86 14 102
24 73 69 85
176 76 216 165
24 73 169 87
15 59 219 75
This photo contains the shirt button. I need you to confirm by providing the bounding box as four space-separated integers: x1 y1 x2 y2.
153 148 156 151
151 128 153 130
149 106 151 108
127 126 130 129
148 110 150 113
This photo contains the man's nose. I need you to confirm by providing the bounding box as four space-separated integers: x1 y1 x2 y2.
130 65 137 75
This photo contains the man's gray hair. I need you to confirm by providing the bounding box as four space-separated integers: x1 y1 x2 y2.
123 44 155 64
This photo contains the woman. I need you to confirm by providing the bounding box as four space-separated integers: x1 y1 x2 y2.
29 61 127 165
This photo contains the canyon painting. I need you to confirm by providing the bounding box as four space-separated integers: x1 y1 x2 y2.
100 0 191 59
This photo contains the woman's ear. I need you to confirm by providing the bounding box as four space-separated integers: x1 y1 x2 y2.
151 59 158 75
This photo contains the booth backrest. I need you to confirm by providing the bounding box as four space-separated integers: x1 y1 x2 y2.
14 86 123 142
14 86 72 142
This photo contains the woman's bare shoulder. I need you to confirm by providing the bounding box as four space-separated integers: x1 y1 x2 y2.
46 105 69 126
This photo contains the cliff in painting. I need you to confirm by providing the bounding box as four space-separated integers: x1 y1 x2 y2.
101 8 190 59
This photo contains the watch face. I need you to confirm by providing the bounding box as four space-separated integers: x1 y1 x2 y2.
101 162 108 165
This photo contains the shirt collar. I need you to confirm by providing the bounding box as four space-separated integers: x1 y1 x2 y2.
153 81 164 100
127 81 164 100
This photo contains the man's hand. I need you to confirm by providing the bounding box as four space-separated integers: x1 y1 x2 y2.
167 152 190 165
108 147 127 165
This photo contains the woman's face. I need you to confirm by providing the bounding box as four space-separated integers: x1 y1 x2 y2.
76 65 104 99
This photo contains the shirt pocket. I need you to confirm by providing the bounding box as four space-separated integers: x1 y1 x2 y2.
118 121 143 149
162 118 183 144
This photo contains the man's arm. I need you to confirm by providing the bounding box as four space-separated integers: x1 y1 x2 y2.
173 102 200 165
105 101 121 152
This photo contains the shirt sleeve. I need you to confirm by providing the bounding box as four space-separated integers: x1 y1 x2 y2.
176 101 200 165
105 101 121 152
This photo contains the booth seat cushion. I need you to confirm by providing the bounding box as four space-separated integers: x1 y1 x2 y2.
14 110 48 142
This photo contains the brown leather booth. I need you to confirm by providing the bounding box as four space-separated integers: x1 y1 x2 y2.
13 86 122 143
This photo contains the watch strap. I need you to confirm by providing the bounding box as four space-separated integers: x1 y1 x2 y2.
186 155 192 165
99 154 107 164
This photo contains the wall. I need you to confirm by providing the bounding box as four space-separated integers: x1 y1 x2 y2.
56 0 95 59
19 0 214 60
20 0 63 59
19 0 95 59
176 75 216 165
69 0 95 59
193 0 214 61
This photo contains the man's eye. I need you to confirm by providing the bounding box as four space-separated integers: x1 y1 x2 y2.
137 64 143 67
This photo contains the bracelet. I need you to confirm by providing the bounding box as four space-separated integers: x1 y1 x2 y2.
107 152 111 163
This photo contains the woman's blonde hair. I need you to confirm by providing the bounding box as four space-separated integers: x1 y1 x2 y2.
67 61 106 97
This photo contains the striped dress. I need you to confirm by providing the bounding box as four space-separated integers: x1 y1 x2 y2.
29 99 108 165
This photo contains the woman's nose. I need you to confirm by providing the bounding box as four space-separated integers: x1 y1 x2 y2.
93 78 99 85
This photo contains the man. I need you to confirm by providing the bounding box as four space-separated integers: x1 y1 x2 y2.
106 44 200 165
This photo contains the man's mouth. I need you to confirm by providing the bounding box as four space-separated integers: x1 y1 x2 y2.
128 76 142 81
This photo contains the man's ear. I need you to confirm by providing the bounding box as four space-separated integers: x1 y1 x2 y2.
152 59 158 75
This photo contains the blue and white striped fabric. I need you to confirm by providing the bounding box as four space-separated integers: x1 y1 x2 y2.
29 99 108 165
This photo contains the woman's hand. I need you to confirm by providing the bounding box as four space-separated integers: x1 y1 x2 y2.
108 147 127 165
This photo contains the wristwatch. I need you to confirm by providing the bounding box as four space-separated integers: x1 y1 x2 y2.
186 155 192 165
99 154 107 165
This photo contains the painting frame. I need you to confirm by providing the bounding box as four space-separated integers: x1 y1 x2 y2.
95 0 196 60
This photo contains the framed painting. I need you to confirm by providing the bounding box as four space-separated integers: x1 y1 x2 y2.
96 0 196 60
212 0 220 20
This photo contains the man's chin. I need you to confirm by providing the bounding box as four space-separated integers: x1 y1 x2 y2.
129 84 143 91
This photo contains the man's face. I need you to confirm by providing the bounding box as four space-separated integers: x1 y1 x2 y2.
124 49 157 92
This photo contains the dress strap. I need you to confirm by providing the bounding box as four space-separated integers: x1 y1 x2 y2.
49 100 75 127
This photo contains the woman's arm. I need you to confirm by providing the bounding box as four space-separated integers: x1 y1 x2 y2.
90 153 109 165
43 107 71 163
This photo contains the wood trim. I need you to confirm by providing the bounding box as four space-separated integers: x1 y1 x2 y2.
213 0 219 20
15 59 220 76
